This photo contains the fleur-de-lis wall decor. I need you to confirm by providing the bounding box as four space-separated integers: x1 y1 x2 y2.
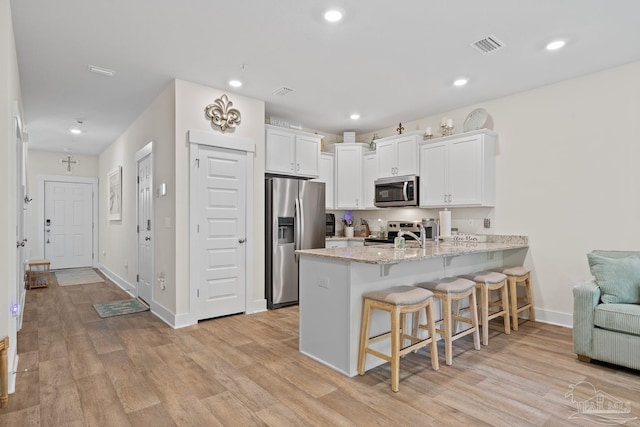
204 94 242 131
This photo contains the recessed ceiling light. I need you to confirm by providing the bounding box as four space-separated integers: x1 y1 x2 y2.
87 65 116 77
69 128 82 135
546 40 565 51
324 9 343 22
229 80 242 88
453 78 468 87
350 113 360 120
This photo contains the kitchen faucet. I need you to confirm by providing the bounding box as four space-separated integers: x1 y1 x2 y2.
398 224 426 248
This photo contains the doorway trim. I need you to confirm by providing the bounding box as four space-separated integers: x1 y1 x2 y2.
135 141 154 305
37 175 98 265
188 129 256 325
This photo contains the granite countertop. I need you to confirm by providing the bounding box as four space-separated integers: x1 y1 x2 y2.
297 235 528 265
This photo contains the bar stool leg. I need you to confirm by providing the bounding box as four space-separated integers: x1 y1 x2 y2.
509 277 519 331
526 275 535 322
501 281 511 335
479 284 490 346
443 295 453 366
469 289 481 350
390 306 401 392
425 302 440 371
357 299 372 375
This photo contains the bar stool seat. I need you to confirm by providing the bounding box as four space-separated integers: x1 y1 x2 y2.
500 266 534 331
358 286 439 392
463 271 511 346
416 278 481 366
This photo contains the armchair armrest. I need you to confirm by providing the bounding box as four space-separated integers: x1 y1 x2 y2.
572 281 600 356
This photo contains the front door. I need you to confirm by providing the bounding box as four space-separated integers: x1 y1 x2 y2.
44 181 94 269
195 145 247 319
137 154 153 304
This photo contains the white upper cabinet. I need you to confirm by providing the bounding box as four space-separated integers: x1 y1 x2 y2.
363 152 377 209
312 153 335 209
419 130 496 208
335 144 371 209
375 132 420 178
265 125 321 178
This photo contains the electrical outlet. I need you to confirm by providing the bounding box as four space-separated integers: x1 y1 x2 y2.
484 218 491 228
318 277 330 289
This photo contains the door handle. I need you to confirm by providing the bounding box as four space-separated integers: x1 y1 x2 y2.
145 237 151 241
238 238 246 244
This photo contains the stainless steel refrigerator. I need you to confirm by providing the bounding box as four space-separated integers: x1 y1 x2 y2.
266 177 325 309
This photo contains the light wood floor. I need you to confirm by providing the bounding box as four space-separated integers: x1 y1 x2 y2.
1 271 639 426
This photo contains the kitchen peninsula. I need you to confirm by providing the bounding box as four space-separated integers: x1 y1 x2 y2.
296 236 528 376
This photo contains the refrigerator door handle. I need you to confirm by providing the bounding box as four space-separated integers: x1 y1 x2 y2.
295 197 302 262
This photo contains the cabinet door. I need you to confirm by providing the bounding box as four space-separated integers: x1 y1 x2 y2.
449 136 483 206
419 142 448 207
266 128 295 174
363 153 377 209
335 146 363 209
314 154 334 209
395 137 418 176
376 140 397 178
295 135 320 178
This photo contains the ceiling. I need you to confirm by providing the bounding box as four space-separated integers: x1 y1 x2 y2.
11 0 640 155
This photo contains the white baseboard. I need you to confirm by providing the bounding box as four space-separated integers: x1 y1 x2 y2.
9 354 18 394
533 307 572 328
246 298 267 314
97 264 135 296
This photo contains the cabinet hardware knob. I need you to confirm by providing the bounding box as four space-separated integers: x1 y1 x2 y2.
239 238 246 243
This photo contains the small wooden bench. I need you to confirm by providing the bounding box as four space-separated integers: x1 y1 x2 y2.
27 260 51 289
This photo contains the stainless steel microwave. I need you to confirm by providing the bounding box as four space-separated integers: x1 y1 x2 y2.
374 175 419 207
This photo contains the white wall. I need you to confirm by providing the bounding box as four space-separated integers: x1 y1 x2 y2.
0 0 22 392
174 79 265 318
98 82 176 312
355 60 640 326
26 150 99 258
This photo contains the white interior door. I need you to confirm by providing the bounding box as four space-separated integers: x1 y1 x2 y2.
15 114 27 330
137 154 153 304
195 145 247 319
44 181 94 269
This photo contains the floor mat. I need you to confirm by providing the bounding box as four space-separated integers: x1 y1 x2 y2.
93 298 150 318
55 268 105 286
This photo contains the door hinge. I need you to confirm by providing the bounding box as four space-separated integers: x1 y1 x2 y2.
136 274 139 282
195 158 200 168
137 225 140 233
137 176 140 184
197 224 200 233
197 289 199 298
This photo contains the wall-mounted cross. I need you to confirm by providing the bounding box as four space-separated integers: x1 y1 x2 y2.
61 155 78 172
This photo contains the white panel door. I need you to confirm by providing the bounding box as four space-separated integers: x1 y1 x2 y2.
44 181 93 269
196 146 247 319
137 155 153 304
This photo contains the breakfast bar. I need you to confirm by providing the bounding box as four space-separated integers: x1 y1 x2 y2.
296 236 529 376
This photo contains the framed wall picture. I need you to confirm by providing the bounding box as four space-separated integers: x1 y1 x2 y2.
108 166 122 221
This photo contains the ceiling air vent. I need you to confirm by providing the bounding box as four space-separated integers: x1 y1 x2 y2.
272 86 294 96
470 35 506 54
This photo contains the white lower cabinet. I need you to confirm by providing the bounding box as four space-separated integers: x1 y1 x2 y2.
326 239 365 248
419 130 496 208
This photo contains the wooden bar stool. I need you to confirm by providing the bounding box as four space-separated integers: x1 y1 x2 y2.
501 266 534 331
357 286 439 392
416 278 481 366
464 271 511 346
